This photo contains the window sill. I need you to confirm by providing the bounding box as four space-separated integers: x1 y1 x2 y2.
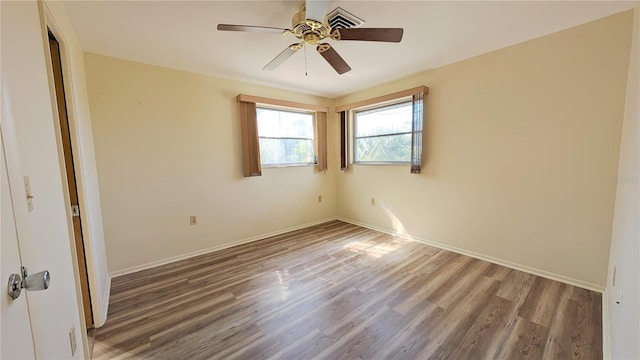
352 162 410 166
262 163 316 169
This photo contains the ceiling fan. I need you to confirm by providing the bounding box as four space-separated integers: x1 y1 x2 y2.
217 0 403 74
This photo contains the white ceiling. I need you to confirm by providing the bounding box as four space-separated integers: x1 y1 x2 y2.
64 1 635 98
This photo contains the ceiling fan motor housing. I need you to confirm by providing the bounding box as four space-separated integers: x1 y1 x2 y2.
291 5 331 45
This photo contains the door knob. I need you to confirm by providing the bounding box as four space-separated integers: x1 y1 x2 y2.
7 266 50 300
7 273 22 300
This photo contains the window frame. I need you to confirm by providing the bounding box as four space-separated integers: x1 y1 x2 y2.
352 96 413 165
256 104 317 168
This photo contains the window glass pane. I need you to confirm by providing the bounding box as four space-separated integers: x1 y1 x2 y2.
355 101 412 137
257 107 315 166
259 138 314 165
257 108 314 139
355 133 411 162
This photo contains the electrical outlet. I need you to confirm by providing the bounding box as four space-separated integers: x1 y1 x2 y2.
318 195 323 203
371 198 376 206
190 216 197 225
69 325 77 356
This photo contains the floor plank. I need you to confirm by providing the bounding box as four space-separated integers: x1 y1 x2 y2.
93 220 602 359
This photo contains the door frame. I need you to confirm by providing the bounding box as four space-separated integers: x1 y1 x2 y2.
48 29 94 328
37 0 94 348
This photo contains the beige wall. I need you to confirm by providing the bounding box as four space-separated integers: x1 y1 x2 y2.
85 10 632 291
606 4 639 359
335 11 633 289
44 0 110 327
84 54 336 274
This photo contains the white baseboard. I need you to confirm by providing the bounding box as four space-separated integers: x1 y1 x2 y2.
109 216 604 292
337 217 605 293
602 287 611 359
109 217 338 278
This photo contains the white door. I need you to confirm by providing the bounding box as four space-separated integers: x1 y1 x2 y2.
1 124 36 358
1 1 86 358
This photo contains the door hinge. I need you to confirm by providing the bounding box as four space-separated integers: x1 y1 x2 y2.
70 205 80 217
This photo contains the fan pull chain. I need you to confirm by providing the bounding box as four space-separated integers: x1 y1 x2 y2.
304 46 308 76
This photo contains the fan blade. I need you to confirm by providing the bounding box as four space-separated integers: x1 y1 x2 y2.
333 28 404 42
305 0 330 22
217 24 287 34
263 44 302 71
316 44 351 74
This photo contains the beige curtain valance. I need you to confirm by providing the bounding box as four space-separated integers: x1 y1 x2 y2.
335 86 429 113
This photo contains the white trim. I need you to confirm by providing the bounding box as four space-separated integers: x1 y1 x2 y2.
39 5 91 360
95 275 111 328
337 216 605 292
109 217 338 278
42 1 109 334
602 287 611 360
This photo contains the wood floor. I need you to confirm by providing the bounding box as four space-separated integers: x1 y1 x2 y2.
93 221 602 359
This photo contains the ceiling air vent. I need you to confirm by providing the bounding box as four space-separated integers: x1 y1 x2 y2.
327 7 364 30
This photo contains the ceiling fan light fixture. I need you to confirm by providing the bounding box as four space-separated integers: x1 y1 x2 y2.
303 32 321 45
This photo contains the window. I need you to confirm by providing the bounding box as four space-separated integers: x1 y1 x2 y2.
336 86 426 173
257 107 315 166
237 94 328 177
353 99 413 163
